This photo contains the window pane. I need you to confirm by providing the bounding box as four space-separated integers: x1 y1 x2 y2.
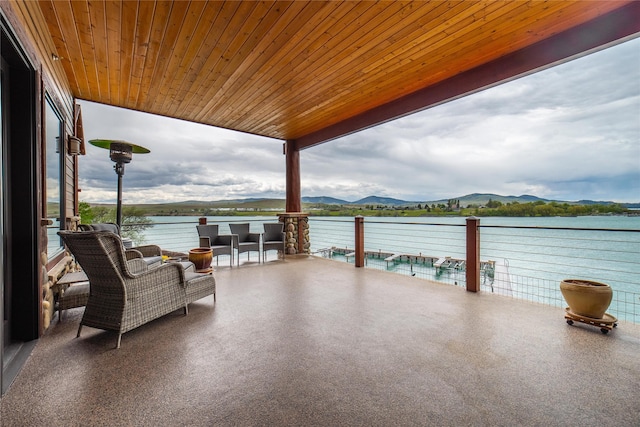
45 98 63 256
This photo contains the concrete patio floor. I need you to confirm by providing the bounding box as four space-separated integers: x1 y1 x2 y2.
1 255 639 426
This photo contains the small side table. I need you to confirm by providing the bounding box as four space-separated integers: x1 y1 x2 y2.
57 271 90 321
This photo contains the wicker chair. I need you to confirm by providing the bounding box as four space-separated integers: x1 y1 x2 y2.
58 230 216 348
230 223 261 266
262 223 285 262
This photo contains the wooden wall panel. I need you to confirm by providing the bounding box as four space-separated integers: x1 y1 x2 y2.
10 2 74 132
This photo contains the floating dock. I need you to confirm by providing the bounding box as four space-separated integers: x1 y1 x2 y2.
318 247 496 286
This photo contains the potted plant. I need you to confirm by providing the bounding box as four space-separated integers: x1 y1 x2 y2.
560 279 613 319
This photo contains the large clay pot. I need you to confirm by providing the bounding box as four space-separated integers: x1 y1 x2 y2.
188 247 213 271
560 279 613 319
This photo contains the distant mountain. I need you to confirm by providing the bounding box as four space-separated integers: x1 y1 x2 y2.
302 195 414 206
304 193 550 207
351 196 412 206
302 196 349 205
575 199 623 205
176 198 267 205
431 193 549 207
301 193 634 207
420 193 637 207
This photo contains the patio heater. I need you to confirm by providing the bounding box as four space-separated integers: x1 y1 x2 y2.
88 139 150 232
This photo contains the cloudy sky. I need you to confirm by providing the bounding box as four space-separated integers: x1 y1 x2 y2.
79 37 640 204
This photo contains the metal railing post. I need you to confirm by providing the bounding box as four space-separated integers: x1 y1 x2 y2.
355 216 365 267
466 217 480 292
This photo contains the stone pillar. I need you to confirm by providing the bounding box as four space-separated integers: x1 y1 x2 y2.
279 213 310 255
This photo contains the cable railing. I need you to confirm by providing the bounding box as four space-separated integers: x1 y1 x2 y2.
122 216 640 325
479 224 639 325
308 217 640 325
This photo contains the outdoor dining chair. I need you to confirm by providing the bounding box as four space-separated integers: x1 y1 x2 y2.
196 224 234 267
262 222 285 262
229 223 261 266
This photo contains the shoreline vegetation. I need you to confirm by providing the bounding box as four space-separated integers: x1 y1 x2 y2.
80 198 634 218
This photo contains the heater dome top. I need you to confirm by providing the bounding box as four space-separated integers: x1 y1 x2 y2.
89 139 150 154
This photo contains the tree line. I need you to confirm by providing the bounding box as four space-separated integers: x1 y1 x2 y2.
307 199 630 217
468 200 629 217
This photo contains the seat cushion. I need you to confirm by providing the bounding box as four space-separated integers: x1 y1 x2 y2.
143 256 163 269
210 244 231 255
238 242 259 249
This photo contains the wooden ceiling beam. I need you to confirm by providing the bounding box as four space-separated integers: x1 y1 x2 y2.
292 2 640 150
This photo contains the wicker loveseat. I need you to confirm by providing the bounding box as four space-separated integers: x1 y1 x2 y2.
59 230 216 348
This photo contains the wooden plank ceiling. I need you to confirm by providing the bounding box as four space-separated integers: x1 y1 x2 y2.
38 0 638 146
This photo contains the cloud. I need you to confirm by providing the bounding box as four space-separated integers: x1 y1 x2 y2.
78 37 640 204
79 103 284 202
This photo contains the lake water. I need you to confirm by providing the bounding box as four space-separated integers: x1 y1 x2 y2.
139 215 640 322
